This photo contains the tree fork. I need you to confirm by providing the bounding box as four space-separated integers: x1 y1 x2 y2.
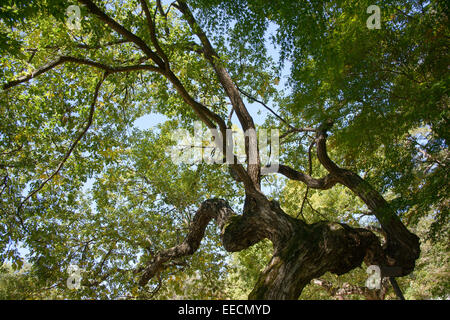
139 198 265 286
139 196 387 300
315 126 420 276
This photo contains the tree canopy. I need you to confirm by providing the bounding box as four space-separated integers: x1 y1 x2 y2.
0 0 448 299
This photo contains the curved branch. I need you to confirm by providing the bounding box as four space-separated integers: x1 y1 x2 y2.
175 1 261 187
140 0 170 68
138 199 234 286
139 198 262 286
78 0 165 68
315 125 420 275
3 57 65 90
18 72 108 210
163 70 256 191
2 56 162 90
236 87 316 136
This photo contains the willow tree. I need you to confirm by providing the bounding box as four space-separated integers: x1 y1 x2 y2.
2 0 446 299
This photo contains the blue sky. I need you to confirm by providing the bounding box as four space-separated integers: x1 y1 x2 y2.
133 21 291 131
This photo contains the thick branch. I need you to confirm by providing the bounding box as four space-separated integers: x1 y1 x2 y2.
78 0 254 190
277 164 339 190
2 56 162 90
139 199 262 286
78 0 165 68
175 1 261 187
315 125 420 275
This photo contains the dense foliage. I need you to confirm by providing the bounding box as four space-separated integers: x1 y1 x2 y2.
0 0 448 299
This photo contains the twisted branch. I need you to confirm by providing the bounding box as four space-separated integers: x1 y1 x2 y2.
140 199 234 286
314 122 420 275
18 72 108 210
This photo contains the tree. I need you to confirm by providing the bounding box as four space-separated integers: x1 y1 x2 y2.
0 262 63 299
0 0 447 299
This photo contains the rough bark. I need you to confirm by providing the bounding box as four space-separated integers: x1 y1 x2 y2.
139 125 420 299
315 129 420 276
248 210 385 299
140 195 387 300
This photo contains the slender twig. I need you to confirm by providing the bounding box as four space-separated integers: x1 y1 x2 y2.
149 274 163 298
296 140 315 219
389 277 405 300
236 86 290 127
18 72 108 211
306 198 327 220
277 164 338 190
393 7 417 21
280 127 317 140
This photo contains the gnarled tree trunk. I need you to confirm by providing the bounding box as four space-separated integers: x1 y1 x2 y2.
138 124 420 299
140 175 419 299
